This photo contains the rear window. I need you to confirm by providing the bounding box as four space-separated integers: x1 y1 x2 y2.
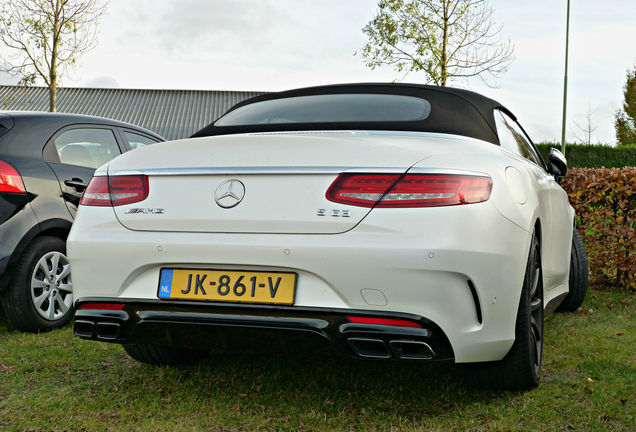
215 94 432 126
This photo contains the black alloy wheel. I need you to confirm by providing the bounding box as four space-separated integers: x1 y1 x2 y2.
466 231 544 391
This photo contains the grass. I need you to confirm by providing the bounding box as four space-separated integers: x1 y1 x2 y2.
0 288 635 431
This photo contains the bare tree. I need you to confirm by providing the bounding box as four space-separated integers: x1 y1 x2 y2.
572 102 601 145
0 0 109 112
359 0 514 87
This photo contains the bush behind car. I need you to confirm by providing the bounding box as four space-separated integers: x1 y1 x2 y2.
563 167 636 291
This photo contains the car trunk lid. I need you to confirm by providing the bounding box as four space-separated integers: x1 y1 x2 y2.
107 132 471 234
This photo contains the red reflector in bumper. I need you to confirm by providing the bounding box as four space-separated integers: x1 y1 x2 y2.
79 303 125 311
347 316 421 328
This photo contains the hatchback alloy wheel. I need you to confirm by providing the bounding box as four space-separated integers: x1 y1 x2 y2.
30 250 73 321
1 236 74 332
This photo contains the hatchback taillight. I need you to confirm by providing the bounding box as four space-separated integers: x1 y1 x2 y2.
327 173 492 208
80 175 149 207
0 160 26 194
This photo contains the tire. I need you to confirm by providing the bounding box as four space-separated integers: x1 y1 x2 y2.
465 232 543 391
1 236 73 333
123 344 209 366
556 229 588 312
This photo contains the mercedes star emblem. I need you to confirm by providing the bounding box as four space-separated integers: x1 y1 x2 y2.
214 179 245 208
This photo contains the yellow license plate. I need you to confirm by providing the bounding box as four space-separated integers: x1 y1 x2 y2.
158 268 296 305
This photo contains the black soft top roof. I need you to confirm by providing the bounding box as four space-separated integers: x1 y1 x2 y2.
192 83 511 145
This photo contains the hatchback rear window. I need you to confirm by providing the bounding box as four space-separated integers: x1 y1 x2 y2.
215 94 432 126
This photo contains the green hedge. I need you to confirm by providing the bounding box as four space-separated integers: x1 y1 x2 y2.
562 167 636 290
536 142 636 168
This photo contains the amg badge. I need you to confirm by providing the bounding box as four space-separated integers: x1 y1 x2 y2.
125 208 165 214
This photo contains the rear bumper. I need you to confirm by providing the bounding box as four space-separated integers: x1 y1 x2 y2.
69 201 534 363
74 298 455 361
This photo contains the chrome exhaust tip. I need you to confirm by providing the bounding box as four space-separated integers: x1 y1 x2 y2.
347 338 391 359
389 340 435 360
74 320 95 338
95 322 121 340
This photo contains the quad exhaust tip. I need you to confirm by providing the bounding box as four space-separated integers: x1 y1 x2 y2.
74 320 121 340
389 340 435 360
348 337 435 360
348 338 391 359
95 322 121 340
74 320 95 338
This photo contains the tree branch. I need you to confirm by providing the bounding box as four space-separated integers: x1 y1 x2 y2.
359 0 514 87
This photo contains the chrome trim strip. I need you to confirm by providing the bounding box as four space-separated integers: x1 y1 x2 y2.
249 131 366 136
407 167 491 177
107 166 491 177
107 167 409 176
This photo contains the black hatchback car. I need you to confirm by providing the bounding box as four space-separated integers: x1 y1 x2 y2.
0 112 164 332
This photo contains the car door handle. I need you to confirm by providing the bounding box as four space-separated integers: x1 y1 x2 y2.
64 178 88 192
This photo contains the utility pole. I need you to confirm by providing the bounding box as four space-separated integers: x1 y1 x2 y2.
561 0 571 156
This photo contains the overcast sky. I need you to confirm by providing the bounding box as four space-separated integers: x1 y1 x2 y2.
1 0 634 144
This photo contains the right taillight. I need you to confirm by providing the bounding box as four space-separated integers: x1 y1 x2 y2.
0 160 26 194
80 175 149 207
327 173 492 208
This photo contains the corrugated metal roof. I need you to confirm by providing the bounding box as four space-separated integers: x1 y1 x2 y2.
0 85 266 140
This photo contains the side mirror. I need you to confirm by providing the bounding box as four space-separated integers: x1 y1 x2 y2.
548 147 568 182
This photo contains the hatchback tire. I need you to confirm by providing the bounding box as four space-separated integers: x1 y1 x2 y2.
1 236 73 332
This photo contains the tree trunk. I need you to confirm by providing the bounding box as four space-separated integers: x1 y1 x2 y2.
440 0 449 86
48 82 56 112
49 0 60 113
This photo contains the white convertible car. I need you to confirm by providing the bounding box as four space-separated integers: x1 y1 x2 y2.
69 83 588 390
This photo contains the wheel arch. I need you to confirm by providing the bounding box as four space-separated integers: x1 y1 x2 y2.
0 218 71 293
533 218 542 249
532 217 545 294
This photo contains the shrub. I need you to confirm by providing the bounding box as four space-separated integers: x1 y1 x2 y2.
562 167 636 290
536 143 636 168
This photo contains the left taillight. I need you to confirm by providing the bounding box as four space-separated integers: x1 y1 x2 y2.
80 175 149 207
327 173 492 208
0 160 26 194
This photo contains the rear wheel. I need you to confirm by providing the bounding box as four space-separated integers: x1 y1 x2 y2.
556 229 588 312
466 232 543 391
1 236 73 332
123 344 209 366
